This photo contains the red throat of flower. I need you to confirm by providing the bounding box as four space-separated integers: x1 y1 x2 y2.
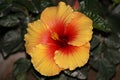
51 32 68 47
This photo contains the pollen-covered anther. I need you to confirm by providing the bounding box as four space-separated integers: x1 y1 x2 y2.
51 32 69 47
51 32 59 40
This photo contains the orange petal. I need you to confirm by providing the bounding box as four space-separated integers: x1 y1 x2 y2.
24 20 47 54
30 44 62 76
66 12 93 46
54 43 90 70
41 2 74 29
57 2 73 22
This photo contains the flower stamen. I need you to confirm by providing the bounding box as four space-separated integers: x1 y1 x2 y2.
51 32 68 47
51 32 59 40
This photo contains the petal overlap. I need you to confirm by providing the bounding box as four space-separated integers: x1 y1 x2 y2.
31 44 62 76
54 43 90 70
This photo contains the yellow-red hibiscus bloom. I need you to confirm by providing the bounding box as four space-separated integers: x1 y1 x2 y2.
24 2 93 76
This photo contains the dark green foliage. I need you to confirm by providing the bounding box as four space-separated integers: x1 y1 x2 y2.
0 15 20 27
0 0 52 58
84 11 111 32
80 1 111 32
79 0 120 80
114 0 120 3
0 29 23 57
13 0 41 14
64 66 89 80
90 35 101 50
96 58 115 80
13 58 31 80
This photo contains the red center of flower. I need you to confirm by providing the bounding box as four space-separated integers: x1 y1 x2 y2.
51 32 68 47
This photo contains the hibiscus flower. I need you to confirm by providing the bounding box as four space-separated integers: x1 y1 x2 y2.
24 2 93 76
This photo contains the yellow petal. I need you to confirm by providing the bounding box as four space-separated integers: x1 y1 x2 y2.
67 12 93 46
30 44 62 76
54 43 90 70
24 20 47 54
41 2 74 29
41 7 57 29
57 2 73 22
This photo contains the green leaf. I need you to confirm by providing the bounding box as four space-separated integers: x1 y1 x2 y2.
79 1 85 12
80 0 111 32
80 0 106 15
11 3 29 16
105 49 120 64
83 11 111 32
107 14 120 33
40 0 52 12
4 0 13 3
13 58 31 80
96 58 115 80
54 74 77 80
0 0 13 4
1 29 23 58
13 0 41 13
90 35 100 50
48 74 68 80
57 74 67 80
104 29 120 49
91 42 104 57
90 37 116 79
104 37 120 49
114 0 120 3
0 3 11 15
0 15 20 27
89 43 105 70
64 67 89 80
0 0 4 4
